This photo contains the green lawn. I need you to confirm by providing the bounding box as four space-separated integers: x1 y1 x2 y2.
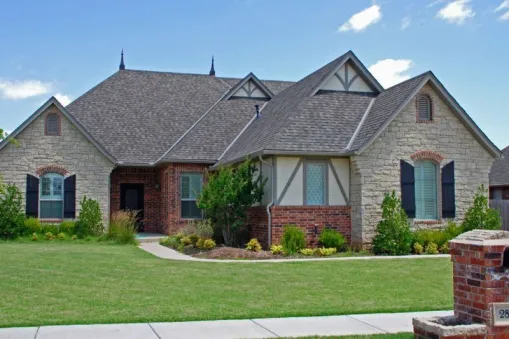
0 243 452 328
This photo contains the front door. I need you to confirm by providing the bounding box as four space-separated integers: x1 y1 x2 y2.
120 184 144 231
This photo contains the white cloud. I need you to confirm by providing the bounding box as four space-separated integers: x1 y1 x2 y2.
501 11 509 20
0 79 52 100
436 0 475 25
495 0 509 20
54 93 72 106
427 0 446 8
368 59 414 88
339 5 382 32
401 16 411 29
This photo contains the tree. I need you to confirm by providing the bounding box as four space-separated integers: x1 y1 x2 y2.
462 185 501 231
0 128 18 146
198 159 266 246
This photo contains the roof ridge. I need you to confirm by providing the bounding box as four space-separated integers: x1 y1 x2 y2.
346 97 376 150
382 71 431 91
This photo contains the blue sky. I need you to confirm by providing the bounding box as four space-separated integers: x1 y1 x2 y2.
0 0 508 147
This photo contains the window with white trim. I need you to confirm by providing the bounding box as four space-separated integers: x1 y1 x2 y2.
40 173 64 219
414 160 438 219
181 173 203 219
305 162 326 205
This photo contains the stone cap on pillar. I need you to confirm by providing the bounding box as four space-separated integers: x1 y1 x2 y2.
450 230 509 246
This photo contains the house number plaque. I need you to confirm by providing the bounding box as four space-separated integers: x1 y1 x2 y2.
493 303 509 326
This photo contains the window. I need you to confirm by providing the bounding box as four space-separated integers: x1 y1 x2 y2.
181 173 203 219
39 173 64 219
305 162 326 205
45 113 60 136
414 160 438 219
417 95 432 121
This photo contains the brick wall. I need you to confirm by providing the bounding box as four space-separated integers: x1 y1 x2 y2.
270 206 351 247
247 207 269 248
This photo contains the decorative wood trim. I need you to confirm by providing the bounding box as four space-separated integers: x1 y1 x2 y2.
35 165 69 177
276 159 303 205
410 150 444 164
327 159 349 205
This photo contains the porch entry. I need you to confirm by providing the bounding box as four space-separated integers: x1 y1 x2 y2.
120 183 144 231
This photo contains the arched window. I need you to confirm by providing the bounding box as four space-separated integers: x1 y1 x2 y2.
414 160 438 219
417 95 432 121
45 113 60 136
40 173 64 219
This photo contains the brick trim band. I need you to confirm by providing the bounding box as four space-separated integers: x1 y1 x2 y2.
36 165 69 176
410 150 444 163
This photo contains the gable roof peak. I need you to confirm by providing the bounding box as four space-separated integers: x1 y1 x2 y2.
223 72 274 100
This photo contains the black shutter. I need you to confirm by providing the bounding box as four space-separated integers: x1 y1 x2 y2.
26 174 39 217
64 175 76 219
442 161 455 218
400 160 415 218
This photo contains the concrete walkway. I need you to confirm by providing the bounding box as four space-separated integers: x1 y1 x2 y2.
139 242 451 263
0 310 452 339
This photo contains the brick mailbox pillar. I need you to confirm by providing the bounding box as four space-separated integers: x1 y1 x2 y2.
414 230 509 339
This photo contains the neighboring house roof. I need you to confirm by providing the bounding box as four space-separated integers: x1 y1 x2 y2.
490 146 509 186
0 97 115 163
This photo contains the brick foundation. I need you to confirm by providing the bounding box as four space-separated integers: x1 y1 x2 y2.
247 207 269 248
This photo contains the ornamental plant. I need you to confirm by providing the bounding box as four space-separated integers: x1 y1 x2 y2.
462 185 502 232
318 228 346 251
281 225 306 255
75 196 103 238
372 190 412 255
270 244 284 255
0 177 25 239
203 239 216 250
246 238 262 252
198 159 266 246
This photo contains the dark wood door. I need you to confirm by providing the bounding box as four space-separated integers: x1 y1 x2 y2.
120 184 144 231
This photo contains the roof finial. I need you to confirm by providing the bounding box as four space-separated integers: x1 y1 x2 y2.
119 49 125 70
209 56 215 76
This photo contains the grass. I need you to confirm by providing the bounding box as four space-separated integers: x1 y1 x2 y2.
0 242 452 328
282 334 413 339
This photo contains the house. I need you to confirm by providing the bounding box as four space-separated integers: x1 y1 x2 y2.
489 146 509 200
0 51 500 248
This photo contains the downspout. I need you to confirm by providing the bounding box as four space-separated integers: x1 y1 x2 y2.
259 155 274 247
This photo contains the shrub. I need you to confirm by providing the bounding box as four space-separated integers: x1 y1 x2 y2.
181 236 193 246
179 223 198 236
32 233 38 241
108 210 138 244
188 234 200 247
194 219 215 239
463 185 502 231
40 224 59 235
160 236 181 249
59 220 76 235
425 242 439 254
246 238 262 252
75 196 103 238
24 218 41 234
444 221 463 239
300 248 314 256
439 243 449 254
281 225 306 255
196 238 205 249
412 229 450 248
315 247 337 257
413 242 423 255
0 180 25 239
318 228 346 251
45 232 54 240
57 232 66 240
270 244 284 255
372 191 412 255
203 239 216 250
71 235 77 241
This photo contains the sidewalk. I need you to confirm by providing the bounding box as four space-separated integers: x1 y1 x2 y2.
0 310 452 339
139 242 451 263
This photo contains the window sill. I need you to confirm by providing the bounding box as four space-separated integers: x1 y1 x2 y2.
40 219 63 223
416 120 434 124
413 219 443 225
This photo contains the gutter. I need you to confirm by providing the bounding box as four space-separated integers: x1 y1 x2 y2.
259 155 274 248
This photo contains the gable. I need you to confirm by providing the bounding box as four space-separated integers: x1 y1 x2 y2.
319 61 373 93
231 79 270 99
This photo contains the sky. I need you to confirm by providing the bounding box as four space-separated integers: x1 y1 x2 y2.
0 0 508 147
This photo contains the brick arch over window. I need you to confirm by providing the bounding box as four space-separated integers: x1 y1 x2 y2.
36 165 69 177
416 94 433 123
410 150 444 164
45 112 61 136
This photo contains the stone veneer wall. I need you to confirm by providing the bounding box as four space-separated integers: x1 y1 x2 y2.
0 104 114 222
350 84 495 246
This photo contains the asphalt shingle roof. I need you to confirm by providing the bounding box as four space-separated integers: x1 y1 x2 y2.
490 146 509 186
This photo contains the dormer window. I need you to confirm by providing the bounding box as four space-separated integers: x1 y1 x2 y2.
417 94 432 122
45 113 60 136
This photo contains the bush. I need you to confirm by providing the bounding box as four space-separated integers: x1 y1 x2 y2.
160 236 181 249
196 238 205 249
71 235 77 241
439 243 449 254
270 244 283 255
108 210 138 244
57 232 66 240
45 232 54 240
425 242 439 254
412 229 450 248
246 238 262 252
315 247 337 257
181 236 193 246
203 239 216 250
24 218 41 234
41 224 59 235
281 225 306 255
372 191 412 255
0 180 25 239
188 234 200 247
59 220 76 235
300 248 314 256
463 185 502 231
194 219 214 239
179 223 198 236
32 233 38 241
318 228 346 251
75 196 103 238
444 221 463 239
413 242 423 255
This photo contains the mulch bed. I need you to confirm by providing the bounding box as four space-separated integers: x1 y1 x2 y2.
192 247 280 260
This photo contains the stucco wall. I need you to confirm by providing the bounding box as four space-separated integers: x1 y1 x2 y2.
0 104 115 222
350 83 495 245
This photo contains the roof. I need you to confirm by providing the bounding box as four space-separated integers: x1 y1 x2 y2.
490 146 509 186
